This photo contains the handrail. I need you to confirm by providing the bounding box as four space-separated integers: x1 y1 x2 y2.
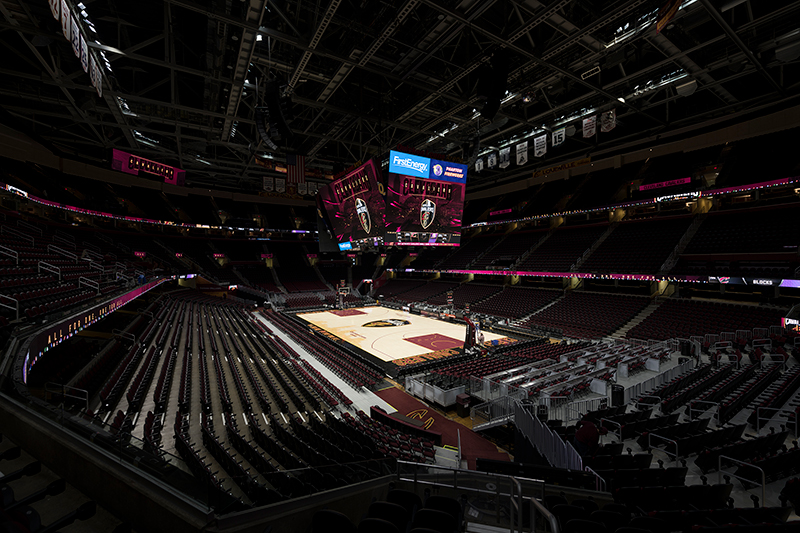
718 454 766 507
529 495 560 533
600 417 623 443
647 432 680 466
112 329 136 344
82 240 100 253
45 382 88 412
0 245 19 265
79 276 100 294
47 244 78 263
688 400 720 426
510 477 523 533
1 225 34 245
38 261 62 281
53 234 76 249
17 220 42 236
756 407 798 434
0 293 19 320
636 394 663 409
584 465 607 492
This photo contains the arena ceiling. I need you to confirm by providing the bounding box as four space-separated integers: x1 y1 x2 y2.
0 0 799 193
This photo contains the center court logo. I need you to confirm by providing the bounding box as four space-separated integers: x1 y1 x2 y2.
362 319 411 328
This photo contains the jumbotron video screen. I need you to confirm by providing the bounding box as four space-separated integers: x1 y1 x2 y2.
384 150 467 246
316 159 385 250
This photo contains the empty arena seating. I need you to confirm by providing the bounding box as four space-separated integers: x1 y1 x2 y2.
391 281 458 304
436 233 496 270
470 286 561 319
427 282 501 307
626 299 786 341
685 204 800 255
375 279 427 299
519 292 650 338
581 216 692 273
471 229 547 269
516 224 607 272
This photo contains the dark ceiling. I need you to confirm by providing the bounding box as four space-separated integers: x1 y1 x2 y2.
1 0 799 194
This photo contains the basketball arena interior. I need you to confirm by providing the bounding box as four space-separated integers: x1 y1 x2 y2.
1 1 800 532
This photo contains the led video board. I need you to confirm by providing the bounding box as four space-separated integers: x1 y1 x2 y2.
384 151 467 246
316 159 384 249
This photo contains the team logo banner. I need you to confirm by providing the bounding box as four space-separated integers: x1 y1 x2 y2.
356 198 371 233
601 109 616 132
517 141 528 165
275 178 286 193
420 198 436 229
534 135 547 158
308 182 318 195
487 152 497 169
499 147 510 169
297 182 308 195
552 127 566 147
263 176 274 192
583 116 596 138
475 158 484 172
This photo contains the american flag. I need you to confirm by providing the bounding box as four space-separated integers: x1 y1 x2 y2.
286 154 305 184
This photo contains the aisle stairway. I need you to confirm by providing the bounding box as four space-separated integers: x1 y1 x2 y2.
611 300 662 339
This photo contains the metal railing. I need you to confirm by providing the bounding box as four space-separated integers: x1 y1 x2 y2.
0 245 18 265
756 407 798 434
718 455 766 506
647 433 679 466
515 402 583 471
38 261 62 281
47 244 78 263
45 382 88 412
687 400 720 426
395 460 550 533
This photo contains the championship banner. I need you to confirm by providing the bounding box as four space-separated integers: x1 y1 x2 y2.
89 55 97 88
600 109 616 132
275 178 286 193
583 116 596 138
297 182 308 195
60 0 70 39
93 62 102 97
499 147 510 169
70 17 80 58
49 0 59 19
308 182 318 195
552 127 565 147
516 141 528 165
475 158 484 172
487 152 497 169
262 176 274 192
534 135 547 158
80 35 88 73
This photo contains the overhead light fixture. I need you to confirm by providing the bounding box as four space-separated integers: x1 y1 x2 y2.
256 34 263 41
617 97 626 103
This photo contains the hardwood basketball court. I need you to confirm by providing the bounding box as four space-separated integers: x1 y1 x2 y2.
296 306 510 363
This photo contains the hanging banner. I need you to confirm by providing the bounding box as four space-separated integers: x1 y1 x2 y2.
487 152 497 169
297 182 308 195
533 135 547 158
80 35 89 73
49 0 59 19
552 127 566 147
656 0 682 34
308 182 318 195
499 147 510 169
60 0 70 39
94 62 102 97
70 17 80 58
583 116 596 138
89 54 97 88
275 178 286 193
475 158 484 172
600 109 616 132
263 176 274 192
516 141 529 165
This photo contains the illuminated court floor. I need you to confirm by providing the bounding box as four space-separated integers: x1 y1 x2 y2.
297 306 508 362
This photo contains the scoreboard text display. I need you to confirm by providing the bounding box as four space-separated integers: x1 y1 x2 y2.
384 151 467 246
